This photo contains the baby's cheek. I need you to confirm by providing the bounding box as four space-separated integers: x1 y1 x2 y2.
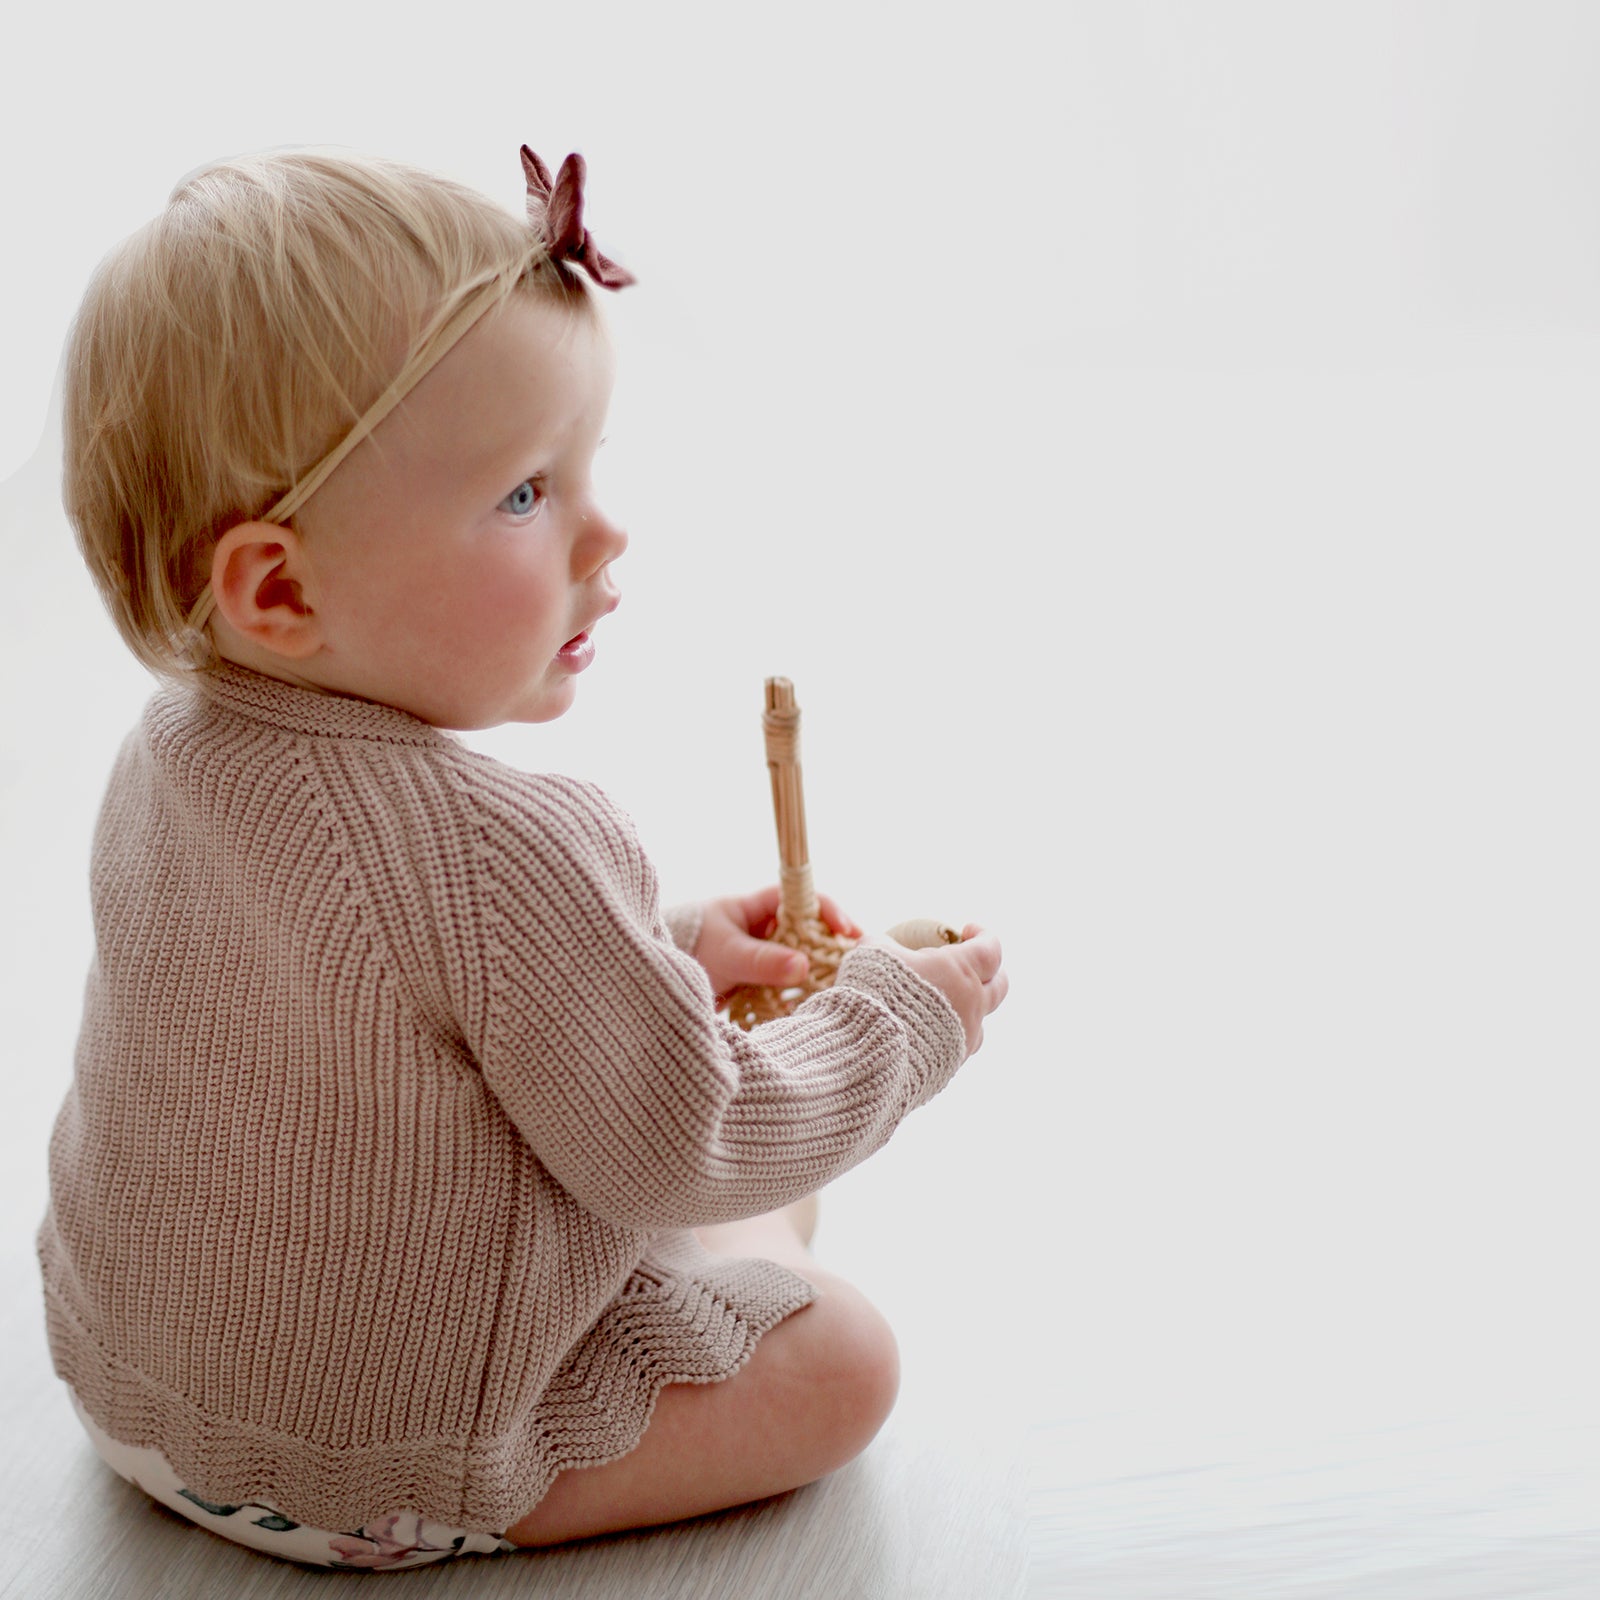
432 560 527 631
481 558 564 631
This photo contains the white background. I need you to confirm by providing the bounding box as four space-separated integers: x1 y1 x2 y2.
2 0 1597 1483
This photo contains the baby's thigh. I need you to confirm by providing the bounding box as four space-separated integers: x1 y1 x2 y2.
507 1265 899 1547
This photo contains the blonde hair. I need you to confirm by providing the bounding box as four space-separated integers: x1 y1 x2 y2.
64 148 591 677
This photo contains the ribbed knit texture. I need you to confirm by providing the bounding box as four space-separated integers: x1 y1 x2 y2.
38 665 967 1533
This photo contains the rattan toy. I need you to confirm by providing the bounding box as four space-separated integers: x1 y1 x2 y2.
722 678 959 1030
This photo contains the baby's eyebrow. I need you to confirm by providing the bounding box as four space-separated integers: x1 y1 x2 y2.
451 427 546 485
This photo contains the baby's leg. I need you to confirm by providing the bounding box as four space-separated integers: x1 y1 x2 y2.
505 1204 898 1547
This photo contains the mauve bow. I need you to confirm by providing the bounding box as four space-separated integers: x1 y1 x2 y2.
521 146 636 290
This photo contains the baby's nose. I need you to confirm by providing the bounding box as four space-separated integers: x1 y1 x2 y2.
577 504 628 571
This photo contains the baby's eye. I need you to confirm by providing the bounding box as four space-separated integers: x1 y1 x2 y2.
499 479 542 517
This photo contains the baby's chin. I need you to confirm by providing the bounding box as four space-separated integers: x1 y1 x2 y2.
425 679 580 732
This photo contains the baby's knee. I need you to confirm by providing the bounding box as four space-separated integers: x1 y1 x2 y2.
843 1294 901 1437
803 1280 901 1467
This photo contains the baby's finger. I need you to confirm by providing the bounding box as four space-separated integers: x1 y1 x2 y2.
984 969 1011 1015
816 892 862 939
743 937 808 987
737 884 783 926
960 928 1003 983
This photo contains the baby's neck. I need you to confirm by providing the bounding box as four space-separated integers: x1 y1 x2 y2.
209 633 334 698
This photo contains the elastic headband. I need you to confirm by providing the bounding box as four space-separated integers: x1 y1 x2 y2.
181 146 633 654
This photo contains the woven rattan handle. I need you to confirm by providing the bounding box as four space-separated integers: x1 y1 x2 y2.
721 678 959 1029
763 677 819 925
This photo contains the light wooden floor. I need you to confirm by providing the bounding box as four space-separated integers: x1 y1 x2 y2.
1030 1406 1600 1599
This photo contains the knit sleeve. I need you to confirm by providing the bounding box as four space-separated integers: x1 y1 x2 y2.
457 769 966 1231
660 901 704 955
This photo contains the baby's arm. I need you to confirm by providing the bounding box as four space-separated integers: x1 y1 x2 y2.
486 938 962 1232
464 780 968 1232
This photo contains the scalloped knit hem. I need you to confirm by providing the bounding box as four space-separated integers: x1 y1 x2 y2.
46 1241 816 1536
70 1393 518 1571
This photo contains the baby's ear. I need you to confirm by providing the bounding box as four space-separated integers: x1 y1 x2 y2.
209 523 323 660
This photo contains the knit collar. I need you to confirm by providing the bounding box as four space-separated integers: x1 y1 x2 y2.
192 663 459 748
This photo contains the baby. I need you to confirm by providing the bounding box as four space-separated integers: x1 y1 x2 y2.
38 144 1008 1571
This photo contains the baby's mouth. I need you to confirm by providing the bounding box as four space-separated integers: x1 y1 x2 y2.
557 594 618 661
556 595 617 656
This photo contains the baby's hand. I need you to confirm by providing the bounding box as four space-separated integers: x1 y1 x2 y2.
870 924 1008 1059
696 885 861 1001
